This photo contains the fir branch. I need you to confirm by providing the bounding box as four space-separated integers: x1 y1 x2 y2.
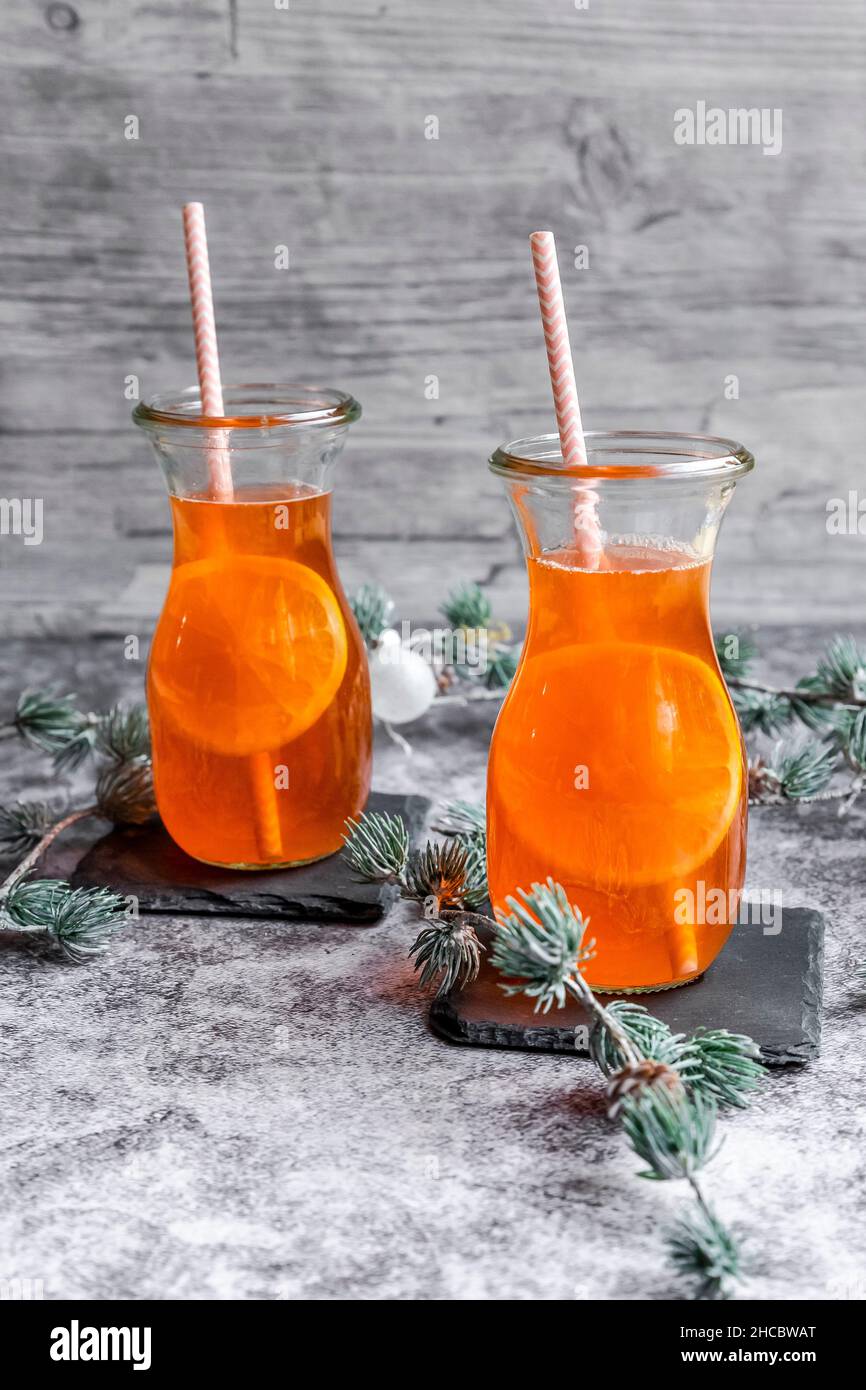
454 831 489 909
843 709 866 772
797 634 866 704
731 687 793 737
7 687 97 769
433 800 487 836
349 583 394 647
667 1199 743 1301
489 879 755 1299
0 804 98 890
491 878 597 1015
621 1087 719 1182
750 739 838 803
589 1001 688 1076
714 630 758 681
342 811 409 883
485 643 520 690
681 1029 765 1110
95 704 151 763
440 582 492 631
409 911 485 996
2 878 127 963
95 759 156 825
0 801 56 857
405 839 473 911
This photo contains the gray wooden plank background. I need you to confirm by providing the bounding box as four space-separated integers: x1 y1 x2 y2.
0 0 863 637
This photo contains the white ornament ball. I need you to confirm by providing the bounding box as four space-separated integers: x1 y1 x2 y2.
369 629 437 725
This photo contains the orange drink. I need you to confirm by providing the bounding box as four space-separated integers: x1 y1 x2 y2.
487 432 754 991
135 385 370 869
148 484 370 868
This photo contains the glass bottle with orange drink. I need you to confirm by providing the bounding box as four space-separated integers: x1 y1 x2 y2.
486 431 754 992
134 384 371 869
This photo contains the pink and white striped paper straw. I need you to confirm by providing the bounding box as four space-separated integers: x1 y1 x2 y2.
182 202 234 500
180 203 282 862
529 230 604 569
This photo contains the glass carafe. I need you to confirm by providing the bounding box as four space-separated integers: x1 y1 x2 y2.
134 384 371 870
486 431 754 992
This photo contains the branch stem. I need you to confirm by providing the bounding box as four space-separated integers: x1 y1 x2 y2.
0 805 99 897
565 976 641 1066
728 676 866 709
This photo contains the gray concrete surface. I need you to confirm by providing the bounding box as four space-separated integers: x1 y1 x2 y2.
0 629 863 1301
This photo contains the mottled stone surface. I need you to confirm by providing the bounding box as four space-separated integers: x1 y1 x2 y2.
1 632 865 1302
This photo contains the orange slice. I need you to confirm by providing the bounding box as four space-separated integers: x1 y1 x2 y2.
150 555 348 756
494 642 742 889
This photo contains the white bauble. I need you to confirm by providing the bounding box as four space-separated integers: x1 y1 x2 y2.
369 629 437 724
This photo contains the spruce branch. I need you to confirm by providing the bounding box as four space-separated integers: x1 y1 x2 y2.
95 759 156 825
440 582 493 631
731 687 793 737
843 709 866 772
409 911 486 996
0 805 98 890
405 839 471 910
491 878 598 1015
797 634 866 704
342 811 410 883
2 878 127 963
0 801 57 857
489 879 754 1299
589 1000 689 1076
485 643 521 690
433 800 487 836
681 1029 765 1109
621 1086 720 1181
349 583 394 648
454 831 489 909
714 630 758 681
95 704 151 763
667 1198 743 1301
749 739 838 804
6 687 97 770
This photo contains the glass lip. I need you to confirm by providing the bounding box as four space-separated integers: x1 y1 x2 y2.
489 430 755 482
133 382 362 431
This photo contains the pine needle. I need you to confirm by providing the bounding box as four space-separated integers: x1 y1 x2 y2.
349 583 394 647
409 914 484 996
342 811 409 882
440 582 492 631
3 879 128 962
667 1201 744 1301
491 878 596 1013
0 801 56 856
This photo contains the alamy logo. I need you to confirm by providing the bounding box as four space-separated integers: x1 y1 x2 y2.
49 1320 151 1371
673 882 782 935
0 497 43 545
674 101 783 156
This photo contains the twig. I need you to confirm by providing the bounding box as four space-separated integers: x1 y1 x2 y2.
728 676 865 709
0 805 98 895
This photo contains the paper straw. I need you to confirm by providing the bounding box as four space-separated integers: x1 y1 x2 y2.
180 202 283 863
182 202 233 500
529 230 604 569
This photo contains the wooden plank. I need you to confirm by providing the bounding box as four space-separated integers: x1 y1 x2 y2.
0 1 863 635
0 0 231 73
2 2 861 89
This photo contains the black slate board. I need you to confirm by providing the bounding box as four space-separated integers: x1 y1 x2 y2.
71 790 430 925
430 907 824 1065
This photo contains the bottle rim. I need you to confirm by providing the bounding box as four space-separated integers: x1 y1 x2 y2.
489 430 755 482
133 382 362 432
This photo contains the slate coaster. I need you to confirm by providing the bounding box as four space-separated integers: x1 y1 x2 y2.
71 790 430 925
430 908 824 1065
